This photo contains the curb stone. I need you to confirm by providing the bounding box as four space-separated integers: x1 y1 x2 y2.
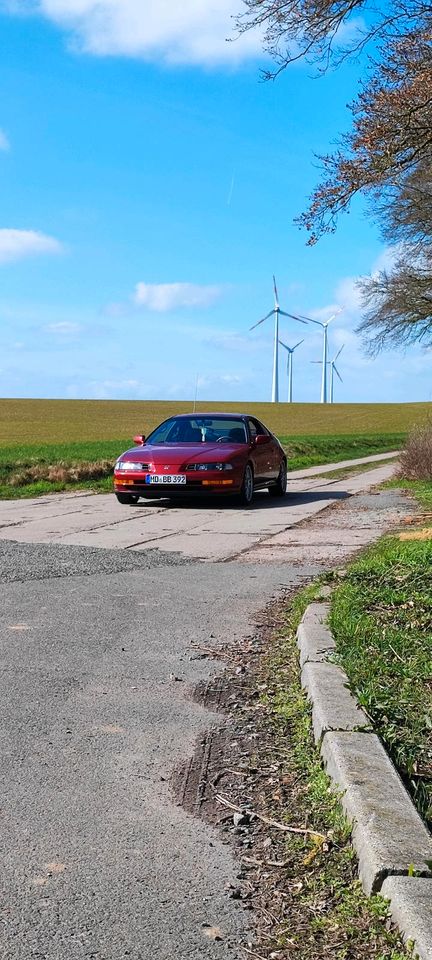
321 731 432 894
297 602 432 959
300 662 371 742
381 877 432 960
296 602 336 668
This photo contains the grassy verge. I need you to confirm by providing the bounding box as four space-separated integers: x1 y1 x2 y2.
299 456 398 482
0 433 403 499
252 585 411 957
329 481 432 827
386 476 432 510
282 433 402 471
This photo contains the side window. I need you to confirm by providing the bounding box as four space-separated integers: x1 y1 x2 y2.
253 418 268 436
248 419 258 441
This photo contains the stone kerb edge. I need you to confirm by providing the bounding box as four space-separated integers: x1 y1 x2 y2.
296 601 432 960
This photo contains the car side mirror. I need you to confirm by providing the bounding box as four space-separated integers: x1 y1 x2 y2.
254 434 270 446
133 434 146 445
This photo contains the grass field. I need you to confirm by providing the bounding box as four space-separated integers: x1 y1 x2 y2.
0 397 426 497
0 398 430 445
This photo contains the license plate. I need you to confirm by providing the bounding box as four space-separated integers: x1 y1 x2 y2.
145 474 187 484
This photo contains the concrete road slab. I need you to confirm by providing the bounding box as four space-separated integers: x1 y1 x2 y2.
0 462 399 564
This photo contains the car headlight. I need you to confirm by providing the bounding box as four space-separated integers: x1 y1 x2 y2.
186 462 233 472
115 460 144 472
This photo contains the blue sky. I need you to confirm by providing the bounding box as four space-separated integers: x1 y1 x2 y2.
0 0 430 404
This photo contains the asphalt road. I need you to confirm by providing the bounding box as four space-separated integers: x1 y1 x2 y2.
0 460 408 959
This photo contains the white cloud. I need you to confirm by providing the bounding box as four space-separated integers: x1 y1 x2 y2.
44 321 82 335
87 377 150 399
197 372 243 387
9 0 262 66
0 229 63 264
0 128 10 151
133 281 223 312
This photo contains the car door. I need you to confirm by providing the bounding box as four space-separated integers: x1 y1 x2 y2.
248 418 270 483
254 419 281 480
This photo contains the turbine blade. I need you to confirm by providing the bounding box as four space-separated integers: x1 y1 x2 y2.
279 310 308 325
334 344 345 361
278 339 289 351
292 339 304 350
249 309 274 331
335 366 343 383
304 315 324 327
310 361 322 365
273 275 279 308
326 306 344 325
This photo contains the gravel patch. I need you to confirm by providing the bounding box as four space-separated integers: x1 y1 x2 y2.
0 539 192 583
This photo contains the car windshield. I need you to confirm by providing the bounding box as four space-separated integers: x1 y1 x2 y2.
146 417 248 445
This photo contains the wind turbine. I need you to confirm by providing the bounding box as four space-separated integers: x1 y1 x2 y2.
302 308 344 403
250 277 307 403
278 339 304 403
329 345 344 403
311 343 345 403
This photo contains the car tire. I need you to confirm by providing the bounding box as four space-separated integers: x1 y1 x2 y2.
268 460 287 497
238 463 254 507
116 493 139 505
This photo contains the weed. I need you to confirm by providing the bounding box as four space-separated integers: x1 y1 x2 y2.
400 420 432 480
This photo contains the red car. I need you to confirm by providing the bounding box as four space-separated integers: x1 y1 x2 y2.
114 413 287 506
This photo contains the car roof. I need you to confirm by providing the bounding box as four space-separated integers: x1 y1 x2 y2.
172 412 250 419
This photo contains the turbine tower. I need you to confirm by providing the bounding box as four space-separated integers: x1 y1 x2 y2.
304 308 344 403
311 343 345 403
329 345 344 403
278 339 304 403
250 277 307 403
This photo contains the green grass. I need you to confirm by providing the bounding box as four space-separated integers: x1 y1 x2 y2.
282 433 402 470
387 477 432 511
329 509 432 827
0 398 430 445
256 584 412 958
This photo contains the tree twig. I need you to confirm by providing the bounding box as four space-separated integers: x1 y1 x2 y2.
215 793 326 841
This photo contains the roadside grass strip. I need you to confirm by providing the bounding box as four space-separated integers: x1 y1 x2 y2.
390 478 432 512
243 585 412 958
328 518 432 829
0 433 404 498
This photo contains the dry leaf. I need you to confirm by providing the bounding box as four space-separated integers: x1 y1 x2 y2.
202 924 224 942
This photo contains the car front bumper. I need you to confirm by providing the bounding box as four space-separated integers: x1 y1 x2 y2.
114 473 242 496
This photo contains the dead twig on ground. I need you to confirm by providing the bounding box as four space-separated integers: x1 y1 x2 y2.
215 793 326 841
242 948 269 960
190 642 236 662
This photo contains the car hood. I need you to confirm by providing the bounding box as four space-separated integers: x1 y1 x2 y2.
121 443 247 465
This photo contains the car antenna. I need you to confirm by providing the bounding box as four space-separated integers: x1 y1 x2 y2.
193 373 199 413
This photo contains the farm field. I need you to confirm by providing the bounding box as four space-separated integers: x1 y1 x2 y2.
0 398 430 445
0 397 427 497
